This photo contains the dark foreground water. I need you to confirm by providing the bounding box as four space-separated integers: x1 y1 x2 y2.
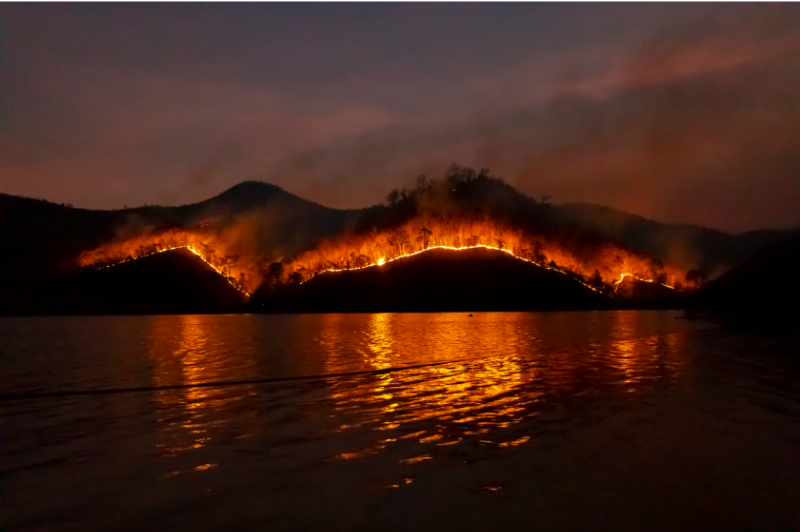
2 312 799 531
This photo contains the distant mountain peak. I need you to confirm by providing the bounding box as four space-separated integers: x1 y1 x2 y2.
215 180 284 198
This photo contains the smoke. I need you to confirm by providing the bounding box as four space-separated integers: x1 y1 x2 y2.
254 5 800 234
4 4 798 235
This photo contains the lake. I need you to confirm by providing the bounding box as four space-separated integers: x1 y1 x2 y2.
2 312 798 531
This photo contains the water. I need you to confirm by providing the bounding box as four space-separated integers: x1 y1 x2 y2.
2 312 798 531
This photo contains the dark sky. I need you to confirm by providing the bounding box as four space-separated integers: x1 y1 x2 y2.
2 4 799 232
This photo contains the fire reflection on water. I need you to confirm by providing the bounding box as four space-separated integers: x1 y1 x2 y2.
148 315 258 464
327 313 534 455
143 312 690 471
322 312 690 461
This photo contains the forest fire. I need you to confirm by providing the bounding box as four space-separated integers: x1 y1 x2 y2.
79 214 685 300
286 216 684 295
78 229 259 296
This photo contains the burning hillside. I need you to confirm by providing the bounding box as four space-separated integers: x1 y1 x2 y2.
253 246 612 313
286 214 683 293
284 167 686 293
76 167 687 300
78 228 263 295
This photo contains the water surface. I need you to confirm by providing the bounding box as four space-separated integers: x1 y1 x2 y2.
2 312 798 531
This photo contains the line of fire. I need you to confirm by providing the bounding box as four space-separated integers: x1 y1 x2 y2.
78 217 701 301
76 169 713 304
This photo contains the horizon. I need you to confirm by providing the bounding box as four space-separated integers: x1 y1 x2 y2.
5 175 798 236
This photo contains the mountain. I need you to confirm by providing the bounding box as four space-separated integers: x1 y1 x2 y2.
0 181 358 286
2 168 795 314
554 203 796 278
251 247 612 313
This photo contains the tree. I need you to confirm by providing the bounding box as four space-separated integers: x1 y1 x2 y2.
288 270 304 285
386 189 400 207
419 226 433 249
588 269 604 290
416 174 430 192
266 262 285 289
648 258 664 281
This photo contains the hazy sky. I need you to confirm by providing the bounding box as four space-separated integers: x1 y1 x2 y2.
2 3 799 232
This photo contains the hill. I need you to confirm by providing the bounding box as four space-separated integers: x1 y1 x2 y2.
1 248 246 315
698 234 800 316
251 247 612 313
3 166 796 313
555 203 795 277
0 181 356 286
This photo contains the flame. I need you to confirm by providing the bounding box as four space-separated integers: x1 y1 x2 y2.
614 272 675 290
288 216 683 294
79 214 683 299
79 229 256 296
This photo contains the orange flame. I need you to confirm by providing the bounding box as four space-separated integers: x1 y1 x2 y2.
288 215 683 293
79 229 259 296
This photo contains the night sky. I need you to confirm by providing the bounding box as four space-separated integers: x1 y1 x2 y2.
3 3 799 232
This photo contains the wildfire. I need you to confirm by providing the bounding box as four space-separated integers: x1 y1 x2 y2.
614 272 675 290
79 213 683 299
80 229 259 296
286 216 683 295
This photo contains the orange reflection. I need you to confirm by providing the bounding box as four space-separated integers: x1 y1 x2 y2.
608 311 690 389
327 313 533 455
148 315 258 461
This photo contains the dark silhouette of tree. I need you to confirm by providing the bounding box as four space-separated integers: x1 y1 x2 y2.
387 189 400 207
266 262 285 289
588 269 604 290
354 254 369 268
648 258 664 282
418 226 433 249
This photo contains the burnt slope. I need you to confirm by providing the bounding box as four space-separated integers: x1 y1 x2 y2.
252 247 612 313
1 248 246 315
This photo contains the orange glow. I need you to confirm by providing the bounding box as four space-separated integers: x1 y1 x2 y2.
79 214 684 298
149 315 259 463
79 229 256 296
289 215 683 293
